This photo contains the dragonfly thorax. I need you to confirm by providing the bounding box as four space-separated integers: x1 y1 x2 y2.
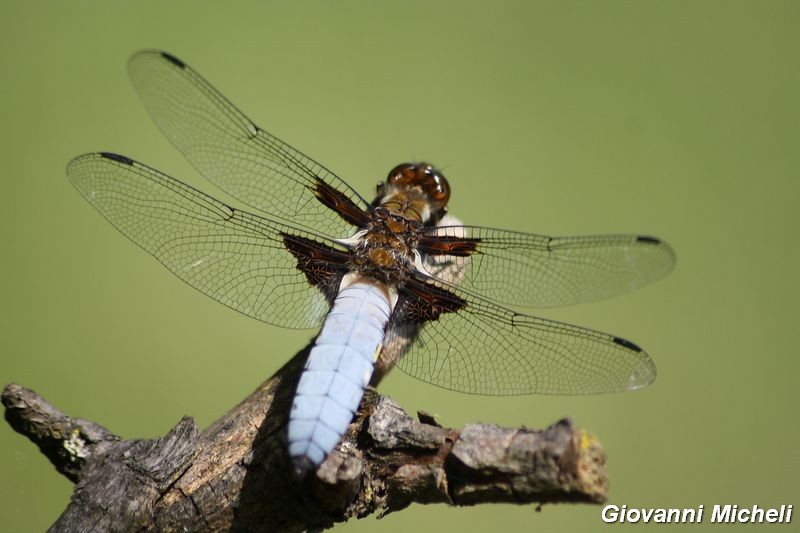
350 209 421 284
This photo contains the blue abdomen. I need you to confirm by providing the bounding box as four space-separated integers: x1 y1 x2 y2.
288 281 391 471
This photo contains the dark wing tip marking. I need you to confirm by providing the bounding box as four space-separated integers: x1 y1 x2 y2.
612 336 643 353
160 52 186 68
636 235 662 245
99 152 134 165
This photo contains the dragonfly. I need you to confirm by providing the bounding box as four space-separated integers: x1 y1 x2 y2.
67 51 675 474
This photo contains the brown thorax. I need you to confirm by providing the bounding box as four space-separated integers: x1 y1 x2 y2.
351 163 451 283
350 208 422 284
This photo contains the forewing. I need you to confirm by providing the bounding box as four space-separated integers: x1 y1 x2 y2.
391 275 656 395
127 50 372 239
67 152 351 329
419 226 675 309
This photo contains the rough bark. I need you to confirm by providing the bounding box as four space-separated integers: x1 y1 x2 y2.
3 345 609 532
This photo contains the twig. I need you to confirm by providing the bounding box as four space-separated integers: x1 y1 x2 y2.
2 345 608 532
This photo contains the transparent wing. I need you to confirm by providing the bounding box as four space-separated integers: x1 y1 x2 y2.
393 277 656 395
127 50 372 239
420 225 675 309
67 152 347 329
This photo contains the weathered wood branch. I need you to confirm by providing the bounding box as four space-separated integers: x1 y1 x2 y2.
3 345 608 532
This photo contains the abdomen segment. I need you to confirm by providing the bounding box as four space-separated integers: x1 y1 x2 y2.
288 281 391 472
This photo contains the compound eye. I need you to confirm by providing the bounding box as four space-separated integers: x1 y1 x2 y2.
427 172 450 207
387 163 415 186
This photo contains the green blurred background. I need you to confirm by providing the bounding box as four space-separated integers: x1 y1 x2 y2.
1 1 797 531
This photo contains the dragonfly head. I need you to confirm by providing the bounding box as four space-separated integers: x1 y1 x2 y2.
376 163 450 223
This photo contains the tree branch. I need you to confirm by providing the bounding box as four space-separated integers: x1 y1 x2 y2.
3 345 608 532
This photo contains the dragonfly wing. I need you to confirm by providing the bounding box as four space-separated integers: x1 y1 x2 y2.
389 274 656 395
419 225 675 309
128 50 372 239
67 152 351 329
